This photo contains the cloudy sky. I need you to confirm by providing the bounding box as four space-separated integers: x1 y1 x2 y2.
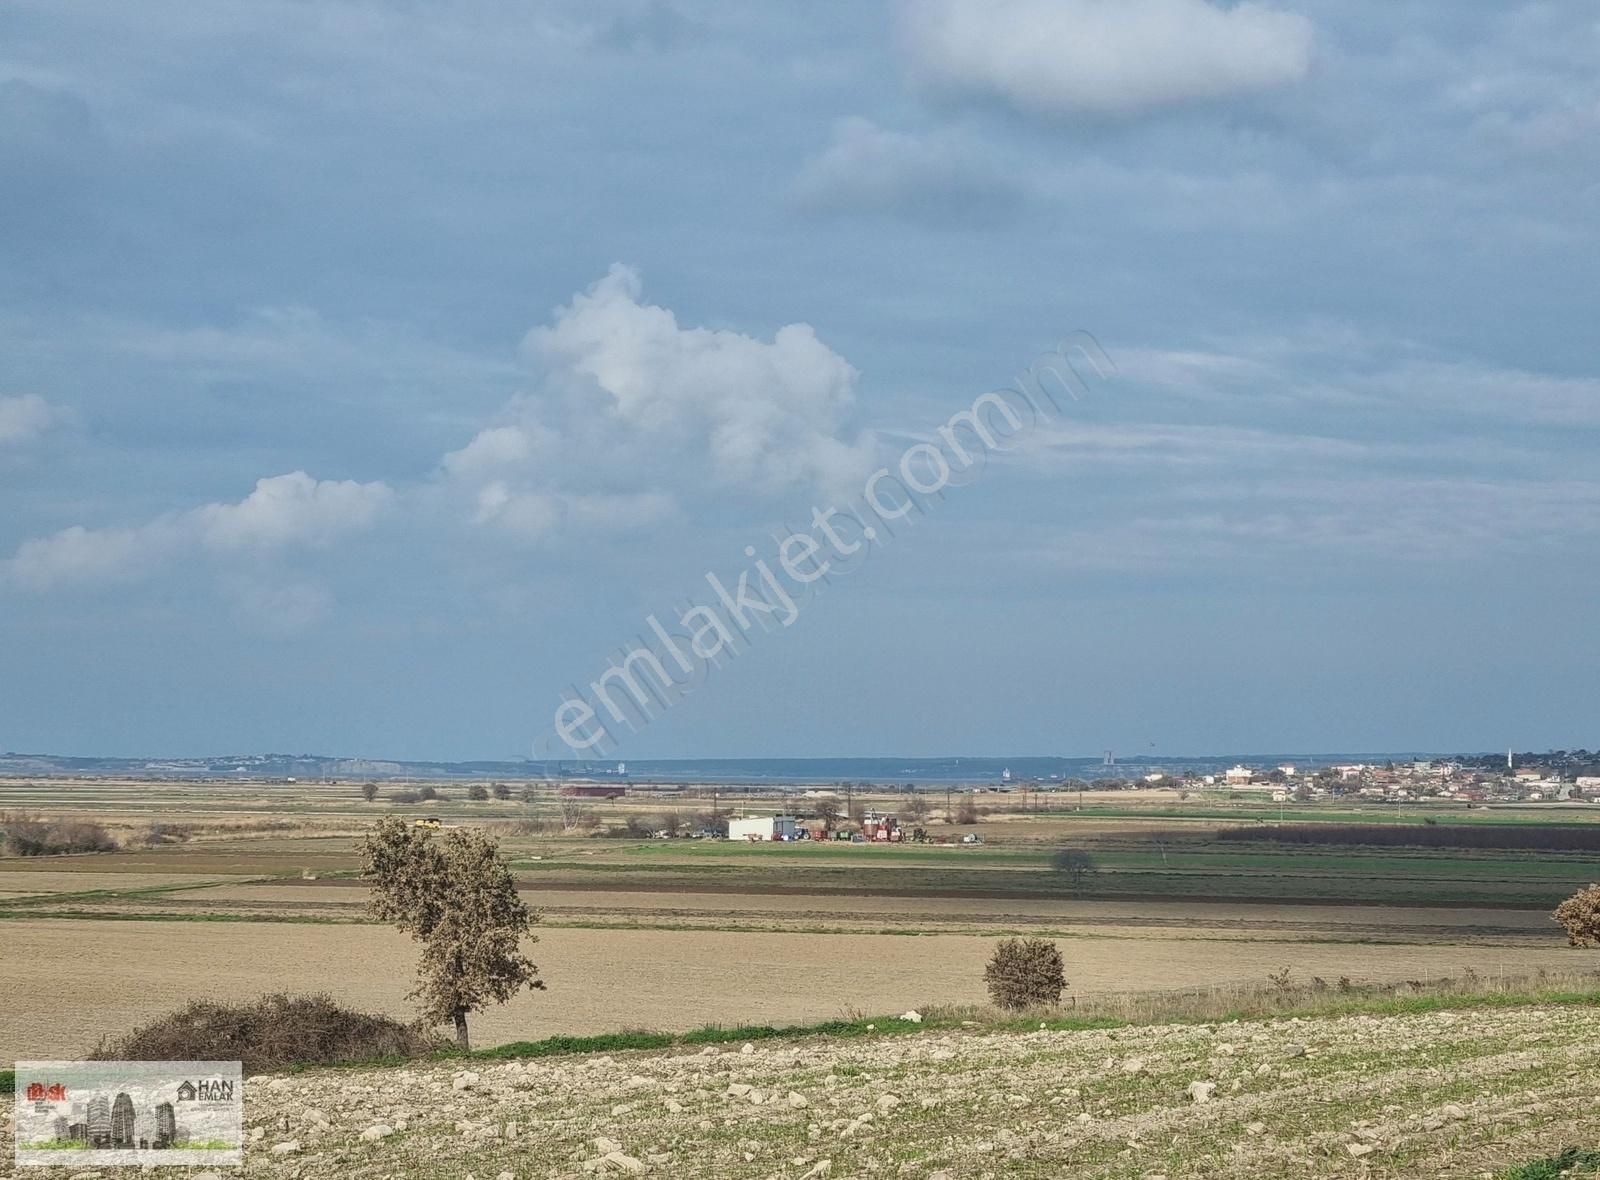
2 0 1596 760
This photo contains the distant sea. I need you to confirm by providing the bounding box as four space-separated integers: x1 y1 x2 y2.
562 754 1438 785
0 750 1442 783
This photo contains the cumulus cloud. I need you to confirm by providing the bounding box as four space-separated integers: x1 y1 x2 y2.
6 472 393 591
529 263 868 489
897 0 1314 119
196 472 394 550
792 117 1024 222
0 394 59 446
438 265 876 544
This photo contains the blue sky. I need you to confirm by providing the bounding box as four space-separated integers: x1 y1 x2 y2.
1 0 1596 760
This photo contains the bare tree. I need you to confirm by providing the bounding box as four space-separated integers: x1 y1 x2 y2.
902 794 930 824
491 782 511 801
559 796 593 832
1051 848 1097 890
361 817 544 1050
813 798 842 832
360 782 379 803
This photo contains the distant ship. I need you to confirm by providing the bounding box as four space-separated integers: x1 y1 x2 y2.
1000 767 1012 784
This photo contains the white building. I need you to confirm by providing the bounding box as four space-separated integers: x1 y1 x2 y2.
727 815 800 842
1225 766 1255 785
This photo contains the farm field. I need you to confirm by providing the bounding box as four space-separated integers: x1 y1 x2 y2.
7 997 1598 1178
0 917 1587 1061
3 777 1596 1070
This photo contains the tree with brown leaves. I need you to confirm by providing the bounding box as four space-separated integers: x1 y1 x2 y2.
1554 883 1600 947
361 817 544 1049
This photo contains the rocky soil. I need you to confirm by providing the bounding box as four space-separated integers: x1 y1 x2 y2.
6 1004 1599 1179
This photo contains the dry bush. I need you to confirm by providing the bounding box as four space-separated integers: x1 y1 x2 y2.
184 818 304 835
467 783 490 801
141 821 193 847
91 993 446 1075
1554 883 1600 947
1 811 119 856
954 799 981 825
492 818 551 837
984 938 1067 1010
390 790 422 804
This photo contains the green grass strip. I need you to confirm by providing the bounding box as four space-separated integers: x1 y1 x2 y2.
1502 1147 1600 1179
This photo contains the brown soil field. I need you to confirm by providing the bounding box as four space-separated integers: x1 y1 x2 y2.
114 882 1556 944
0 870 258 895
0 918 1581 1060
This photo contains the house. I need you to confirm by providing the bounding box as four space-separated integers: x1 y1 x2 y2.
1224 766 1255 785
727 816 800 842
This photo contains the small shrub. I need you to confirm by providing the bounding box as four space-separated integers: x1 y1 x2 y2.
90 993 445 1075
1 811 118 856
390 790 422 805
984 938 1066 1010
491 782 511 801
1554 883 1600 947
467 783 489 801
1267 966 1293 991
417 786 440 802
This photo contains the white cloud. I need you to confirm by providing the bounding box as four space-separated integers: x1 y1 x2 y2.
468 483 676 542
528 263 869 491
0 394 60 446
196 472 394 550
437 265 877 545
5 471 393 591
897 0 1314 119
441 424 542 480
7 522 174 589
792 116 1022 221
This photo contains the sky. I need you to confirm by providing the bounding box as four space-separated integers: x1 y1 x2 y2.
1 0 1597 761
